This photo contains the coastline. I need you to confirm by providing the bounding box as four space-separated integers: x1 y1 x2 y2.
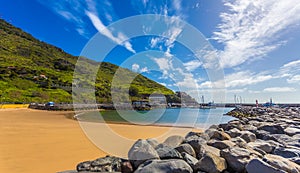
0 108 201 173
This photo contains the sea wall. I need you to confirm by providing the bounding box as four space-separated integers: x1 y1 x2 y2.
60 106 300 173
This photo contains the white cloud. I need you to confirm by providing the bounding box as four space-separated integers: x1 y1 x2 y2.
278 59 300 82
224 71 273 88
140 67 149 73
132 63 140 72
282 59 300 69
263 87 297 92
183 60 202 71
214 0 300 68
152 57 174 79
287 75 300 84
85 11 136 53
198 71 273 90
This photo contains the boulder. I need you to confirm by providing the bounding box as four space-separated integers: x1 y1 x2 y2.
186 137 207 157
273 147 300 158
197 145 221 159
230 137 247 147
227 128 242 138
121 161 133 173
254 130 278 141
220 147 254 172
264 154 300 173
206 129 231 141
246 159 285 173
134 159 193 173
185 131 210 141
128 139 159 169
285 127 300 136
175 143 196 158
258 124 284 134
248 140 275 153
194 152 227 173
182 152 198 170
76 161 91 172
77 156 122 172
163 135 184 148
155 144 182 160
207 140 235 150
146 138 159 148
240 131 256 143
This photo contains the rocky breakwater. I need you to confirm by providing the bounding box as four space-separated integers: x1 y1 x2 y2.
61 106 300 173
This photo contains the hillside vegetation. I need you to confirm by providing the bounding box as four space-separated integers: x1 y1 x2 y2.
0 19 174 103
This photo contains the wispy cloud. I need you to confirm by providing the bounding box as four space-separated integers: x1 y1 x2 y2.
278 59 300 82
85 11 136 53
183 60 202 71
198 70 273 89
214 0 300 68
263 87 297 93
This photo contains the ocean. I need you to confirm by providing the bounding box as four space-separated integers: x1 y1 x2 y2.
77 107 236 128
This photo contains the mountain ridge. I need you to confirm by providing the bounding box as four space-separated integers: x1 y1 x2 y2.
0 19 175 103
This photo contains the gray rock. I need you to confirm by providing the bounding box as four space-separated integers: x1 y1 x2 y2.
240 131 256 143
197 145 221 159
121 161 133 173
220 147 254 172
194 152 227 173
76 161 91 172
57 171 79 173
254 130 278 141
146 138 159 148
76 156 122 172
128 139 160 169
243 124 258 133
285 127 300 136
246 159 285 173
175 143 196 158
291 157 300 165
248 140 274 153
163 135 184 148
134 159 193 173
182 152 198 170
227 128 242 138
187 137 207 157
219 120 244 131
273 147 300 158
258 124 284 134
207 139 235 150
206 129 231 141
264 154 300 173
230 137 247 147
155 144 182 160
185 131 210 141
89 156 122 172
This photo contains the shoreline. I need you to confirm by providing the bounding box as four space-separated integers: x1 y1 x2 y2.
71 108 235 129
0 108 202 173
68 106 300 173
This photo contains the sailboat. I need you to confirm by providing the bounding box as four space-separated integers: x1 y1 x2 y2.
199 96 216 109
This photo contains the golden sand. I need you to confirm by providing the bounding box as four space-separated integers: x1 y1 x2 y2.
0 109 200 173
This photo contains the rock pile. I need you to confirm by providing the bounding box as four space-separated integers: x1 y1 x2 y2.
61 107 300 173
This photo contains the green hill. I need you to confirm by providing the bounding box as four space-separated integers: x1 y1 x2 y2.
0 19 174 103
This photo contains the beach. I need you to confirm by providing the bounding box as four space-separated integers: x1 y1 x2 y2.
0 108 199 173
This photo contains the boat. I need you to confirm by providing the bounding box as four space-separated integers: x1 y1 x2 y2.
199 96 216 109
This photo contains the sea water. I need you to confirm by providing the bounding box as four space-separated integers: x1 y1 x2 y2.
77 107 236 128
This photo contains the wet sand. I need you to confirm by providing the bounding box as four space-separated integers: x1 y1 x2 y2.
0 109 199 173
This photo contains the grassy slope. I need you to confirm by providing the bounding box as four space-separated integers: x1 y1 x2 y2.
0 19 173 103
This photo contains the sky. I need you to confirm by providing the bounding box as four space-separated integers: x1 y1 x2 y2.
1 0 300 103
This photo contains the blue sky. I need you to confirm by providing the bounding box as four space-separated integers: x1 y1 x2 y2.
1 0 300 103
